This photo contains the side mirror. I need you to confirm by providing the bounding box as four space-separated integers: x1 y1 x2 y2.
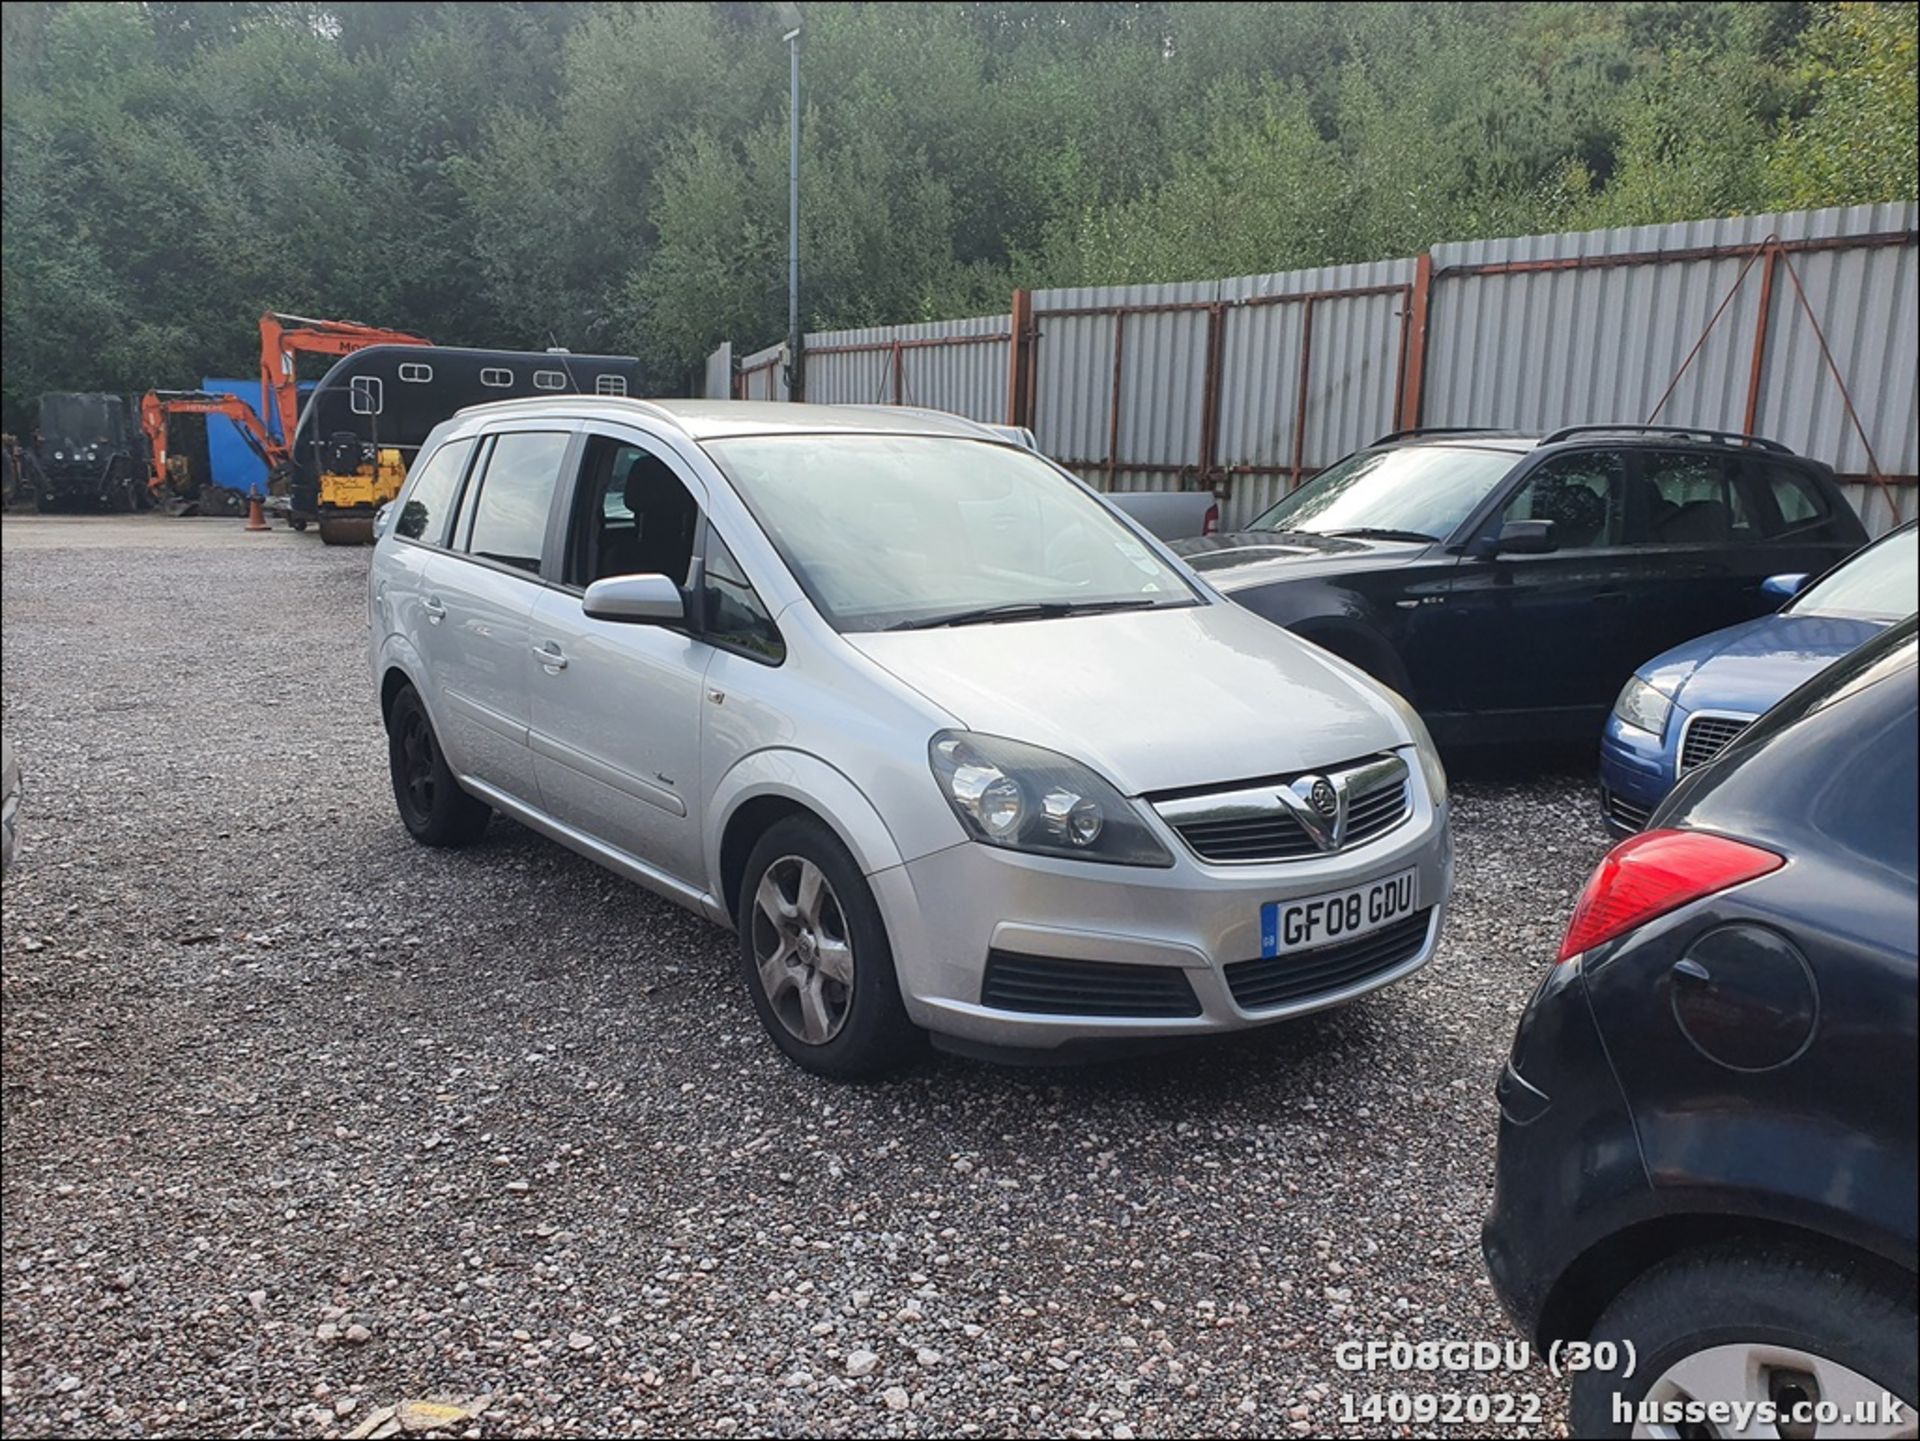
1761 572 1808 602
1490 519 1557 556
372 501 394 540
582 573 685 625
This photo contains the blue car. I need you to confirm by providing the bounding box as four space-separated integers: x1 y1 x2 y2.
1600 520 1917 832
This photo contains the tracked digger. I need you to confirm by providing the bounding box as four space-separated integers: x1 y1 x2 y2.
138 389 284 514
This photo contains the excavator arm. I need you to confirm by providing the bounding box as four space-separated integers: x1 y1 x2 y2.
258 311 431 444
140 390 283 499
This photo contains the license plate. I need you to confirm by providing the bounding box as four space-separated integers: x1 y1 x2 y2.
1259 868 1418 958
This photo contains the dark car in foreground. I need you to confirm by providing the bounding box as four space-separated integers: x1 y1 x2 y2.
1173 426 1868 746
1601 520 1917 832
1484 617 1918 1437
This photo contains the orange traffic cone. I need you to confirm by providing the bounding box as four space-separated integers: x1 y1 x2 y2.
245 494 270 533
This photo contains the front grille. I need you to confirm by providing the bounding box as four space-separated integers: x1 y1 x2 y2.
1223 909 1432 1012
1153 755 1411 864
981 952 1202 1018
1603 788 1653 831
1679 714 1754 773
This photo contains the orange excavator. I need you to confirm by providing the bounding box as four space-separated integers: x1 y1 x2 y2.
139 389 286 515
258 311 430 449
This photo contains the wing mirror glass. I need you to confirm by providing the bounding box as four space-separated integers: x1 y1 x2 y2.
582 573 685 625
1760 572 1808 602
1490 519 1557 556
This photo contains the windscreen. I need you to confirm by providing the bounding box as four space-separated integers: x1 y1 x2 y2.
1789 526 1918 620
1252 445 1519 541
37 393 116 449
705 434 1198 632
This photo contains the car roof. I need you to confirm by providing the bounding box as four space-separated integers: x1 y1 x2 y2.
445 396 1006 443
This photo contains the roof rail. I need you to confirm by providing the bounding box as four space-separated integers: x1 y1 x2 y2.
449 394 680 425
1539 424 1792 454
1371 426 1514 445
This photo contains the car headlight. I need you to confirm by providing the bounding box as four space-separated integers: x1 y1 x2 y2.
1613 676 1673 739
929 731 1173 867
85 447 99 461
53 450 65 461
1376 685 1447 806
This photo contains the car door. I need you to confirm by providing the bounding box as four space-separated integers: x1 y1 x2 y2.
1441 449 1639 736
420 426 574 803
526 429 713 884
1615 448 1787 660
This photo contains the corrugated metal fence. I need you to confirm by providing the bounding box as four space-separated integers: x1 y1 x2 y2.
718 203 1917 532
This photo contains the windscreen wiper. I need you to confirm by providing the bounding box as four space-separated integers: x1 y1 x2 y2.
1318 527 1438 542
886 598 1167 631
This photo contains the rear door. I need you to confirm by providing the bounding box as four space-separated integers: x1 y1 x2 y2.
1618 448 1784 658
421 425 574 803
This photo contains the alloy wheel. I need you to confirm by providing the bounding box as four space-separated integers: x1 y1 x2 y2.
399 709 436 817
1635 1342 1916 1440
750 855 855 1045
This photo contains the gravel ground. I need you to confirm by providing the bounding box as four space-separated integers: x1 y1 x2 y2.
2 516 1612 1439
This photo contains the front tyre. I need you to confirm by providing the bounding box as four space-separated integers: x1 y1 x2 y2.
386 685 490 847
1570 1243 1918 1438
736 816 923 1079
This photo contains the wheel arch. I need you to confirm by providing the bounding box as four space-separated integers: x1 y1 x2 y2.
1534 1212 1918 1351
1288 615 1413 694
710 751 906 927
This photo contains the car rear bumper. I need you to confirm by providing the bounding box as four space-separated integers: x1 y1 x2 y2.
871 792 1453 1051
1483 957 1650 1341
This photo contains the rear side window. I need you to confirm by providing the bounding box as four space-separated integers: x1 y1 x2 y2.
395 438 474 545
1635 451 1760 544
1753 461 1828 532
459 432 569 573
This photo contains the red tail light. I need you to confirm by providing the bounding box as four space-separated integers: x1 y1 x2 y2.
1557 828 1783 962
1203 502 1220 535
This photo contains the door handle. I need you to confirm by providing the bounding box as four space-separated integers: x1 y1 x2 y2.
422 596 446 624
531 642 568 671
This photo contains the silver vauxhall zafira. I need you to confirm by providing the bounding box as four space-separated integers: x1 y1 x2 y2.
369 399 1453 1076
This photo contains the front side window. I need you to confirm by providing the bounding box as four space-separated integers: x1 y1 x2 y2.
394 437 474 544
706 434 1199 632
1253 445 1520 542
703 533 784 662
1635 451 1758 545
567 436 701 589
1502 452 1626 550
1789 525 1918 621
460 431 569 573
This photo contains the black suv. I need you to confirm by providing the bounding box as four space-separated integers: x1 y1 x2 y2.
1172 426 1868 747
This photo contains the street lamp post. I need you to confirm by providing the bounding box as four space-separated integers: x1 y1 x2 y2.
778 6 803 401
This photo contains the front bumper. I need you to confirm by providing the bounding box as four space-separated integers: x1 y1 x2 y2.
871 784 1453 1050
1597 713 1674 835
